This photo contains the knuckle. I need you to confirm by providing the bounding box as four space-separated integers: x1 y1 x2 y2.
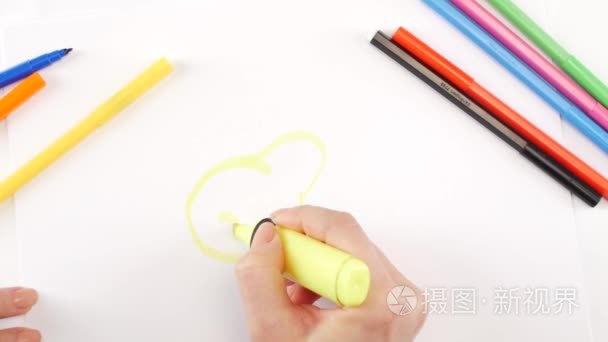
299 204 319 215
249 317 283 340
235 251 276 284
235 256 260 281
334 211 358 227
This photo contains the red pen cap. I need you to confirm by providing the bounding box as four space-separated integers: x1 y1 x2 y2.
392 27 474 91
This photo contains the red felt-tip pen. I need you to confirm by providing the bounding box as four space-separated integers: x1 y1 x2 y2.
391 27 608 198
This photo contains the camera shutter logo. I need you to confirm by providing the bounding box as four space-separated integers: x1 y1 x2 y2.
387 285 418 316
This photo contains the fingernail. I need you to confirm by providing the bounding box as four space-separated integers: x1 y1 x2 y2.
18 329 40 342
251 223 276 247
13 288 38 309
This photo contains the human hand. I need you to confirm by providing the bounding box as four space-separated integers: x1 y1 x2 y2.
0 287 40 342
235 206 426 342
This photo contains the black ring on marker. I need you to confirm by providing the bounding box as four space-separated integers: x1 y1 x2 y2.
249 218 276 246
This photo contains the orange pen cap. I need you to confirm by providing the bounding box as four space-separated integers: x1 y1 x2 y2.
0 72 46 121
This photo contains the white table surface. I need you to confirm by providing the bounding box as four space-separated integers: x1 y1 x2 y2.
1 0 606 341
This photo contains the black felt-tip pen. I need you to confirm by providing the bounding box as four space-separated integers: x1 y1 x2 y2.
371 31 601 207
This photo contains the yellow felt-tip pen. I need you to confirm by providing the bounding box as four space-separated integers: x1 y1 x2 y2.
234 218 371 307
0 58 173 202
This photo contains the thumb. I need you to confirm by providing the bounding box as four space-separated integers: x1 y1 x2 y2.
235 222 292 319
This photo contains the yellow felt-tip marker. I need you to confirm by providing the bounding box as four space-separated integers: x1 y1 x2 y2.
234 218 371 307
0 58 173 202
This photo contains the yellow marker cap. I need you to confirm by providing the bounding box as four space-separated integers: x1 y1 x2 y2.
234 218 370 307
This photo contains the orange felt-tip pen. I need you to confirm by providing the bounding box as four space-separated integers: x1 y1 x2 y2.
0 72 45 121
392 27 608 198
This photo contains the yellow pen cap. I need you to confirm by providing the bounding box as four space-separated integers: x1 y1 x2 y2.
234 218 370 307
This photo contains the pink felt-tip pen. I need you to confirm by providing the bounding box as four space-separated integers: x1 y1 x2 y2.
450 0 608 132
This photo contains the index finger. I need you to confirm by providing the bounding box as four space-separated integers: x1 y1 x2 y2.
271 205 375 261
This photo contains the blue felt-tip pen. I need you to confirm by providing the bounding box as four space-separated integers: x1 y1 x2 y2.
0 49 72 89
423 0 608 153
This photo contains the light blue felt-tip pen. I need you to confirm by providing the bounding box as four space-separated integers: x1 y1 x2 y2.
423 0 608 153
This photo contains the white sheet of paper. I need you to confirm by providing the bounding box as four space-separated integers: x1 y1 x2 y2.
3 1 596 340
0 15 20 305
545 1 608 341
